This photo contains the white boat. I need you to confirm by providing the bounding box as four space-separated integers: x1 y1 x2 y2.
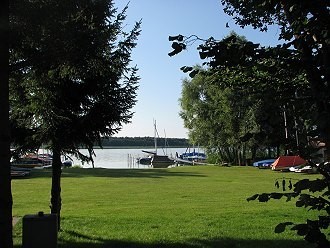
176 146 207 165
179 150 206 162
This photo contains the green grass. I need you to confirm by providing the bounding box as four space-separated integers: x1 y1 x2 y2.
12 166 322 248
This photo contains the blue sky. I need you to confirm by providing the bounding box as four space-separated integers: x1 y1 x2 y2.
114 0 281 138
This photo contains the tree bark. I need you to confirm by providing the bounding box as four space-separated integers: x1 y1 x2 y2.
237 146 241 166
50 146 62 231
0 0 13 246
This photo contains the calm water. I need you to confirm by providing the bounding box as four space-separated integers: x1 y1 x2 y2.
71 147 195 169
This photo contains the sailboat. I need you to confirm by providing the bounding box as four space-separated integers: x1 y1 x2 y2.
139 120 175 168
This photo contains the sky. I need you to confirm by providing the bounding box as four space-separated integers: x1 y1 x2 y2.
113 0 282 138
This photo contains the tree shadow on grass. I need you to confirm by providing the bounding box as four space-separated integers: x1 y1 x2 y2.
55 229 312 248
29 167 207 179
13 228 313 248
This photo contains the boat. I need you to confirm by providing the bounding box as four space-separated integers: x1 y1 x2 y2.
179 150 206 162
62 159 73 167
252 159 276 168
137 150 154 165
151 154 175 168
11 153 72 168
138 153 174 168
176 146 207 165
289 165 314 173
11 153 52 168
137 157 152 165
137 121 175 168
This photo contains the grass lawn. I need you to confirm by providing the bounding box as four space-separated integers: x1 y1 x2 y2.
12 166 322 248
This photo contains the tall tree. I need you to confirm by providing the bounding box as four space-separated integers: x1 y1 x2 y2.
220 0 330 160
177 33 311 164
180 60 309 165
219 3 329 245
0 0 13 247
169 2 329 246
170 1 329 159
10 0 140 229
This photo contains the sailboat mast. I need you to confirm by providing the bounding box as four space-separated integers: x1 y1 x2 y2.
154 120 157 154
164 129 167 155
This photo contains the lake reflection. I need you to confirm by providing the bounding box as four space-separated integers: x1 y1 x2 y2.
72 147 190 169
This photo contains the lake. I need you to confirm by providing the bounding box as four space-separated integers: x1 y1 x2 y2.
71 147 200 169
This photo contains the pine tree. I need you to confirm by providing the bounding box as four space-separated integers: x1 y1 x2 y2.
10 0 140 229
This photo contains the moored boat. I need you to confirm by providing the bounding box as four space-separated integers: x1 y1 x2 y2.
137 150 154 165
179 151 206 162
11 153 52 168
253 159 276 168
136 121 175 168
11 153 72 168
151 154 175 168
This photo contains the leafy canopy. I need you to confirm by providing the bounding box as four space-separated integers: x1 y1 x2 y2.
10 0 141 163
169 1 329 246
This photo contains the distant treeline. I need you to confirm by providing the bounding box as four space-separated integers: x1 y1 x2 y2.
99 137 190 147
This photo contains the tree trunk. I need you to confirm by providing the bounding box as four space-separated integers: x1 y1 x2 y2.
0 0 13 247
276 146 280 157
237 146 241 166
50 146 62 231
251 144 257 161
242 143 246 165
267 147 271 158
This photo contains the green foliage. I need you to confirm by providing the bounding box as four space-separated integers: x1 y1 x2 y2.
99 137 189 147
178 34 311 164
9 0 141 229
220 0 330 161
169 3 330 160
170 1 330 247
219 5 330 244
9 0 141 162
248 162 330 247
221 0 329 45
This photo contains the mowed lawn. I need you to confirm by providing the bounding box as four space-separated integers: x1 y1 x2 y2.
12 166 321 248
